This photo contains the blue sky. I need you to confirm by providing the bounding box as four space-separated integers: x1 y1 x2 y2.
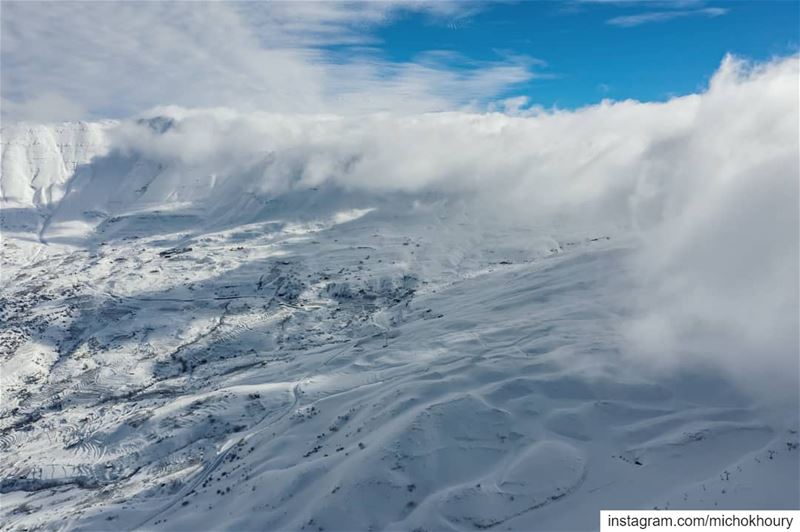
1 1 798 121
372 1 800 108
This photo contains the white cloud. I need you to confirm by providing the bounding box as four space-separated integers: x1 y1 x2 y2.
607 7 728 27
0 1 536 122
622 55 799 405
580 0 705 5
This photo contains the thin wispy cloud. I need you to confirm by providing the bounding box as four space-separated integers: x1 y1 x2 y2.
0 1 536 122
580 0 704 5
563 0 707 14
607 7 728 27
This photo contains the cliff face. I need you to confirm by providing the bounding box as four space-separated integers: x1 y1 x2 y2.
1 116 299 244
1 121 114 208
0 118 234 243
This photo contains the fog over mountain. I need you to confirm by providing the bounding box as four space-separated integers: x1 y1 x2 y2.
1 24 798 532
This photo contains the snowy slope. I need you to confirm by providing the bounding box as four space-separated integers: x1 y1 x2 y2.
1 122 114 208
1 119 797 531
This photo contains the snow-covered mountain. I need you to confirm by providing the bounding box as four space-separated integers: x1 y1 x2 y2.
1 101 797 531
1 121 114 209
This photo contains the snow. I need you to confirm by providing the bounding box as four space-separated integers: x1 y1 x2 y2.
1 110 797 531
1 121 114 209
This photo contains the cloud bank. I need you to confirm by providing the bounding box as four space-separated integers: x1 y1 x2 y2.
621 55 798 406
